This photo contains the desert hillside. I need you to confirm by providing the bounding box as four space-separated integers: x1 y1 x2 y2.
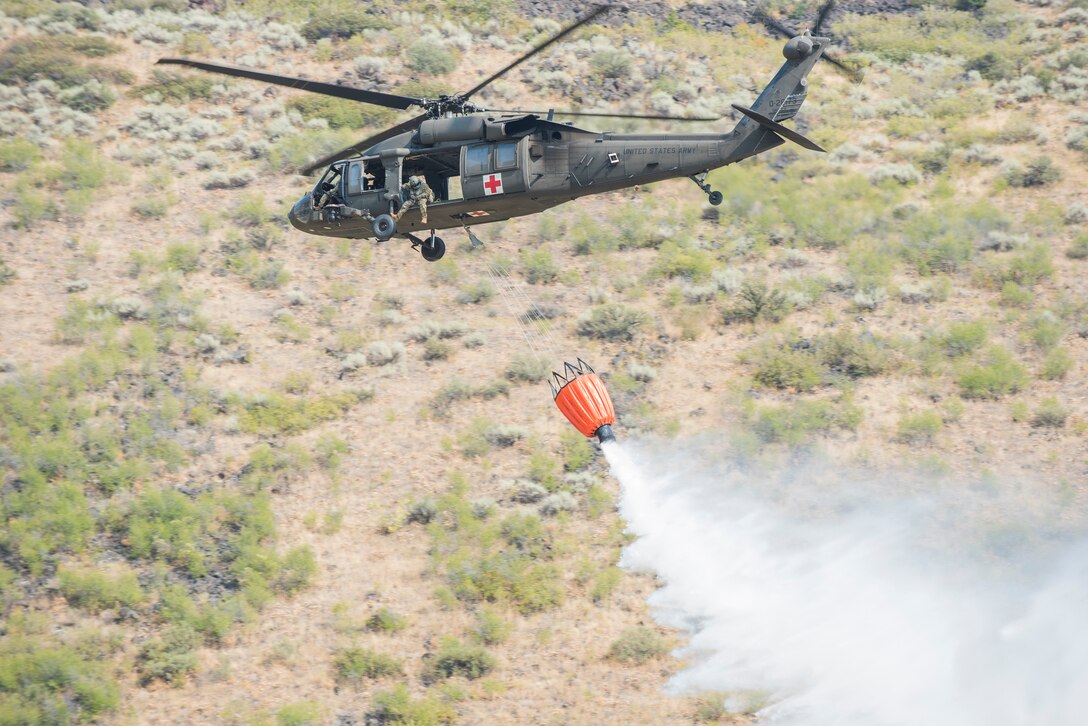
1 0 1087 724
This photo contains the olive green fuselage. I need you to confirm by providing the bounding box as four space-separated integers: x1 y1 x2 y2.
288 32 826 241
288 124 776 239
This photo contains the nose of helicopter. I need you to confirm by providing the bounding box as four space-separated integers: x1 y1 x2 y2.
288 195 311 231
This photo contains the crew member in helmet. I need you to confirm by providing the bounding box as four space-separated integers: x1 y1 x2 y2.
395 173 434 225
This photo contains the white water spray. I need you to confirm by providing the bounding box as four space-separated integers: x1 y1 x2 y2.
603 441 1088 725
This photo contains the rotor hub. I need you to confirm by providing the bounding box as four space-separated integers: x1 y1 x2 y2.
423 95 482 118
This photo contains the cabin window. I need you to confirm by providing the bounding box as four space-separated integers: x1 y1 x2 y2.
346 162 362 195
465 145 490 175
494 141 518 170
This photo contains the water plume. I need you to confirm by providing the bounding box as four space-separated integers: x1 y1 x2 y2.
604 440 1088 725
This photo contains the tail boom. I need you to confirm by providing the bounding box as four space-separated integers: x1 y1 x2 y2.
720 33 828 163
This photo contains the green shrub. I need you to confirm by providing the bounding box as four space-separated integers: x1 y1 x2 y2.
132 197 171 219
1042 347 1073 380
456 280 494 304
591 566 622 603
0 38 93 87
58 567 144 612
1004 244 1054 288
431 379 474 413
300 11 388 40
368 685 456 726
408 499 439 525
406 43 458 75
287 96 394 129
137 626 199 686
817 332 890 378
576 304 646 341
650 240 713 280
505 354 550 383
365 608 408 634
1031 397 1068 428
315 433 349 470
333 647 402 682
233 194 273 227
607 627 668 664
0 257 15 287
1068 234 1088 260
725 282 789 324
164 243 201 274
473 608 511 645
277 545 317 594
591 49 632 79
940 321 988 357
267 128 357 172
748 398 863 445
750 347 823 392
0 139 41 172
0 632 120 722
560 429 593 471
521 249 559 284
1000 281 1033 308
123 488 209 574
424 639 496 683
958 347 1028 399
277 701 322 726
896 411 943 445
1005 157 1061 188
423 338 452 361
234 390 366 435
134 69 214 101
1028 313 1064 351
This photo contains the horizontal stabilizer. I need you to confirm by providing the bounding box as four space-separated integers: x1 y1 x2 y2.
731 104 826 153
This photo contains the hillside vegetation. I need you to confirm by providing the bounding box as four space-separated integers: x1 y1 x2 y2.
1 0 1086 723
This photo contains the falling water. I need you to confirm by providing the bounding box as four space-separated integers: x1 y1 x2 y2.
603 440 1088 725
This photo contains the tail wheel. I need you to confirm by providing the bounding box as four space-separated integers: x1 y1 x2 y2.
372 214 397 240
421 236 445 262
708 191 724 206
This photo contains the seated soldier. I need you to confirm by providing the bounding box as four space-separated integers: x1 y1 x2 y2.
394 174 434 225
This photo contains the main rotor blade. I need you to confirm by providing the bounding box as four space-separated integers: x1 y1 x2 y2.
299 112 428 176
753 8 796 40
156 58 423 111
487 108 719 121
813 0 836 36
459 4 613 100
822 50 864 82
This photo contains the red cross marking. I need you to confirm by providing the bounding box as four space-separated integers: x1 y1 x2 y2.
483 173 503 195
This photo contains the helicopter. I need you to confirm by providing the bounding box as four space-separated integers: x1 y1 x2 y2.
160 4 853 262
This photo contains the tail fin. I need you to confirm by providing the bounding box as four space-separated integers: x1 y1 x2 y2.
724 33 828 163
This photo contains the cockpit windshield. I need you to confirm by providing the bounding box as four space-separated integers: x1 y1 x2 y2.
314 164 342 195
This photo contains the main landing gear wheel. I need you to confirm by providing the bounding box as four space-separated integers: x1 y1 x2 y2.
372 214 396 241
708 190 723 206
421 235 445 262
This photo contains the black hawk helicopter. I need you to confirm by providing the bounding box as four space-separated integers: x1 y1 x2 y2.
161 4 850 262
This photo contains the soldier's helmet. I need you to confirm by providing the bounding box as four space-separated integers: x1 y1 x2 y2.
409 175 423 188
